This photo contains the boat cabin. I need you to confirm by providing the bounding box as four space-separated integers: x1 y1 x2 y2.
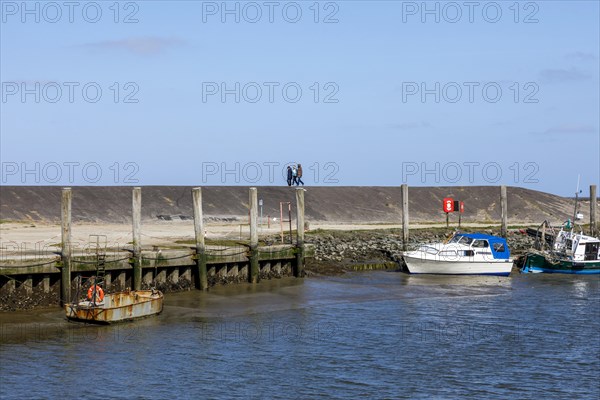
414 233 511 261
446 233 511 260
554 230 600 261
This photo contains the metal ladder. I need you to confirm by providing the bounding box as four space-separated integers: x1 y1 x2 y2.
89 235 108 286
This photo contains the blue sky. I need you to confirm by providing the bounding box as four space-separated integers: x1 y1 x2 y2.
1 0 598 195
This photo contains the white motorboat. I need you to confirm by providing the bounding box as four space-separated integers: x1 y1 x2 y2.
402 233 513 276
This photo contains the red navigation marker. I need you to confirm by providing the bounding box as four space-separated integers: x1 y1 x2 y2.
443 197 454 213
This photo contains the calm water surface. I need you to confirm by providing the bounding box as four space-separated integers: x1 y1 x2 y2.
1 272 599 399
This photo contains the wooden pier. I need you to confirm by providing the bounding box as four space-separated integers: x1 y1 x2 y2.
0 187 311 307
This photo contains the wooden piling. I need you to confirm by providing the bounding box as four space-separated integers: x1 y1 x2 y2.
169 268 179 285
181 267 192 283
591 185 597 236
117 271 126 288
142 270 153 286
192 187 208 290
401 184 409 250
132 187 142 290
156 269 166 284
23 276 32 295
5 279 15 295
42 275 50 293
262 262 271 276
273 261 282 275
60 187 72 305
228 264 239 278
295 188 305 277
104 272 112 288
249 187 259 283
500 185 508 238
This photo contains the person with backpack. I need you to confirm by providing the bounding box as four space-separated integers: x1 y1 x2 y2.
296 164 304 186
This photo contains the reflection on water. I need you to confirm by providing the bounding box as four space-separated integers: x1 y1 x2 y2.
1 272 599 399
399 272 514 287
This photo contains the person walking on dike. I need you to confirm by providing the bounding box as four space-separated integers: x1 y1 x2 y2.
292 165 298 185
286 166 293 186
296 164 304 186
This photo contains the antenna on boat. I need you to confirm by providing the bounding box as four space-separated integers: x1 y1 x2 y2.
572 175 582 229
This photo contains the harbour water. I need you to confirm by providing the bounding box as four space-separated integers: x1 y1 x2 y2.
1 271 599 399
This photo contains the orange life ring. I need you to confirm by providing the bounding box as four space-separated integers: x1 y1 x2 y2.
87 285 105 302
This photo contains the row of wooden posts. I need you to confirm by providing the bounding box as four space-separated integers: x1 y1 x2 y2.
403 184 597 239
399 184 513 242
58 184 598 303
59 187 306 304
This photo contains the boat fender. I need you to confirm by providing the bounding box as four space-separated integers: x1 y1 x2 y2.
87 285 105 302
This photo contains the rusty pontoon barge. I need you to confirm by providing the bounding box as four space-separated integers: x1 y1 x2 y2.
65 289 163 324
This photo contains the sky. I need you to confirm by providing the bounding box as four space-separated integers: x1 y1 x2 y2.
1 0 599 196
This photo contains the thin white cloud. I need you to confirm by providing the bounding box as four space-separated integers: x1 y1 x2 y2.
82 37 185 55
538 68 591 84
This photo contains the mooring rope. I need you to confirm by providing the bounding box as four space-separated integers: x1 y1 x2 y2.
70 256 131 265
205 249 248 256
141 253 193 261
0 259 58 268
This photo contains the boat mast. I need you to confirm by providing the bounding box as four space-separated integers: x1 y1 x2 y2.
572 175 581 233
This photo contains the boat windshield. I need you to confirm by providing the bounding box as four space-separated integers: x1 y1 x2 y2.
449 235 473 245
418 245 439 255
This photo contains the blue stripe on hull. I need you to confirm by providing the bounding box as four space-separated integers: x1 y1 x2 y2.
523 267 600 275
407 272 511 277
